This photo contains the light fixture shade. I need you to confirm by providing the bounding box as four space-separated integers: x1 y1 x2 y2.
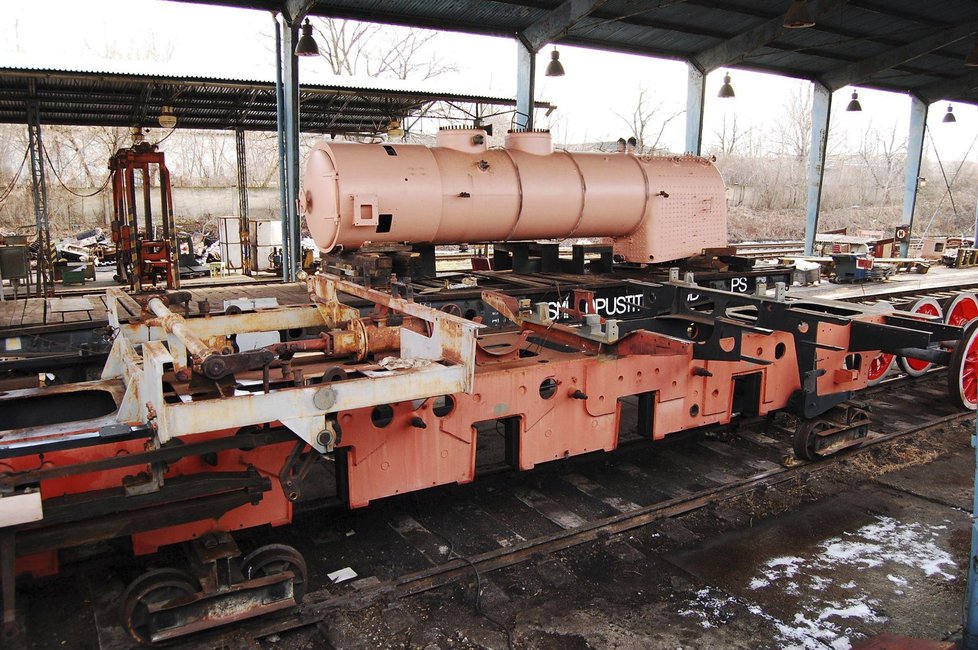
545 49 565 77
783 0 815 28
943 105 957 123
845 91 862 112
158 105 177 129
966 40 978 66
717 73 735 98
295 18 320 56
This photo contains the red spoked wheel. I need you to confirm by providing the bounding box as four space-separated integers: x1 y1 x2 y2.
866 352 895 385
945 293 978 327
898 297 944 377
866 302 896 385
948 319 978 410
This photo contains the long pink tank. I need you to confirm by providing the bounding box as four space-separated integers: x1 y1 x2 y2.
302 128 727 264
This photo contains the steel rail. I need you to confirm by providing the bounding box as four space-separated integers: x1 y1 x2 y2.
834 281 978 304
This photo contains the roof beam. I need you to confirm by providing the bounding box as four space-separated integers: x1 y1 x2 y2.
692 0 849 73
282 0 314 25
820 22 978 90
519 0 610 53
131 83 154 128
916 68 978 103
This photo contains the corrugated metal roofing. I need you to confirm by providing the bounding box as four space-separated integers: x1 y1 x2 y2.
173 0 978 105
0 65 546 133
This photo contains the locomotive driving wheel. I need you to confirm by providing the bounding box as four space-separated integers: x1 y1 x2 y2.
866 352 894 386
949 320 978 411
866 302 895 386
945 293 978 328
120 567 199 645
898 297 943 377
240 544 308 601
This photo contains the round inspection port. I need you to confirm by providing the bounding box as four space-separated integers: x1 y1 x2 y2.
689 404 699 417
432 395 455 417
539 378 558 399
775 342 786 359
371 404 394 428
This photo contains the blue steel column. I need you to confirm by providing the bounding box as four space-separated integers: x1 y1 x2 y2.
966 415 978 649
515 41 535 130
273 15 293 281
803 82 832 256
902 96 928 258
685 63 706 155
282 20 301 281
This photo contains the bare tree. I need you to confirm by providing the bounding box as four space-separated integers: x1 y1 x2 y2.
84 33 175 64
48 125 127 186
614 87 683 154
313 19 378 76
712 114 747 155
774 85 812 162
312 18 457 81
857 121 906 205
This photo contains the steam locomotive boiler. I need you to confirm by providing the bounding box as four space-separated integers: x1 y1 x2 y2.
0 130 975 645
304 128 727 278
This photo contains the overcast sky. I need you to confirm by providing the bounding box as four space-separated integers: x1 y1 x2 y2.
2 0 975 163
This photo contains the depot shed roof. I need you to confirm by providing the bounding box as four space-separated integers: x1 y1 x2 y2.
0 65 546 134
170 0 978 105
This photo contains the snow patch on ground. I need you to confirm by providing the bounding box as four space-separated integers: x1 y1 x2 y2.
677 515 957 650
676 587 739 629
747 515 957 649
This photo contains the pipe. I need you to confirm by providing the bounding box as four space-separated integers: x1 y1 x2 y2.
146 297 221 369
889 347 952 366
273 13 291 281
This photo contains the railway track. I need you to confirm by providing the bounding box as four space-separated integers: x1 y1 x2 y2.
158 368 972 650
832 280 978 307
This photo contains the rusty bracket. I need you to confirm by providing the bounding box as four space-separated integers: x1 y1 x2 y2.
198 349 275 380
482 289 621 346
144 572 296 643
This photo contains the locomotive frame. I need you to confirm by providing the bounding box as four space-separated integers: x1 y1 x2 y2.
0 269 971 643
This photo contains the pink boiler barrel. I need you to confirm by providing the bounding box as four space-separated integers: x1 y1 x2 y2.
302 129 727 263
